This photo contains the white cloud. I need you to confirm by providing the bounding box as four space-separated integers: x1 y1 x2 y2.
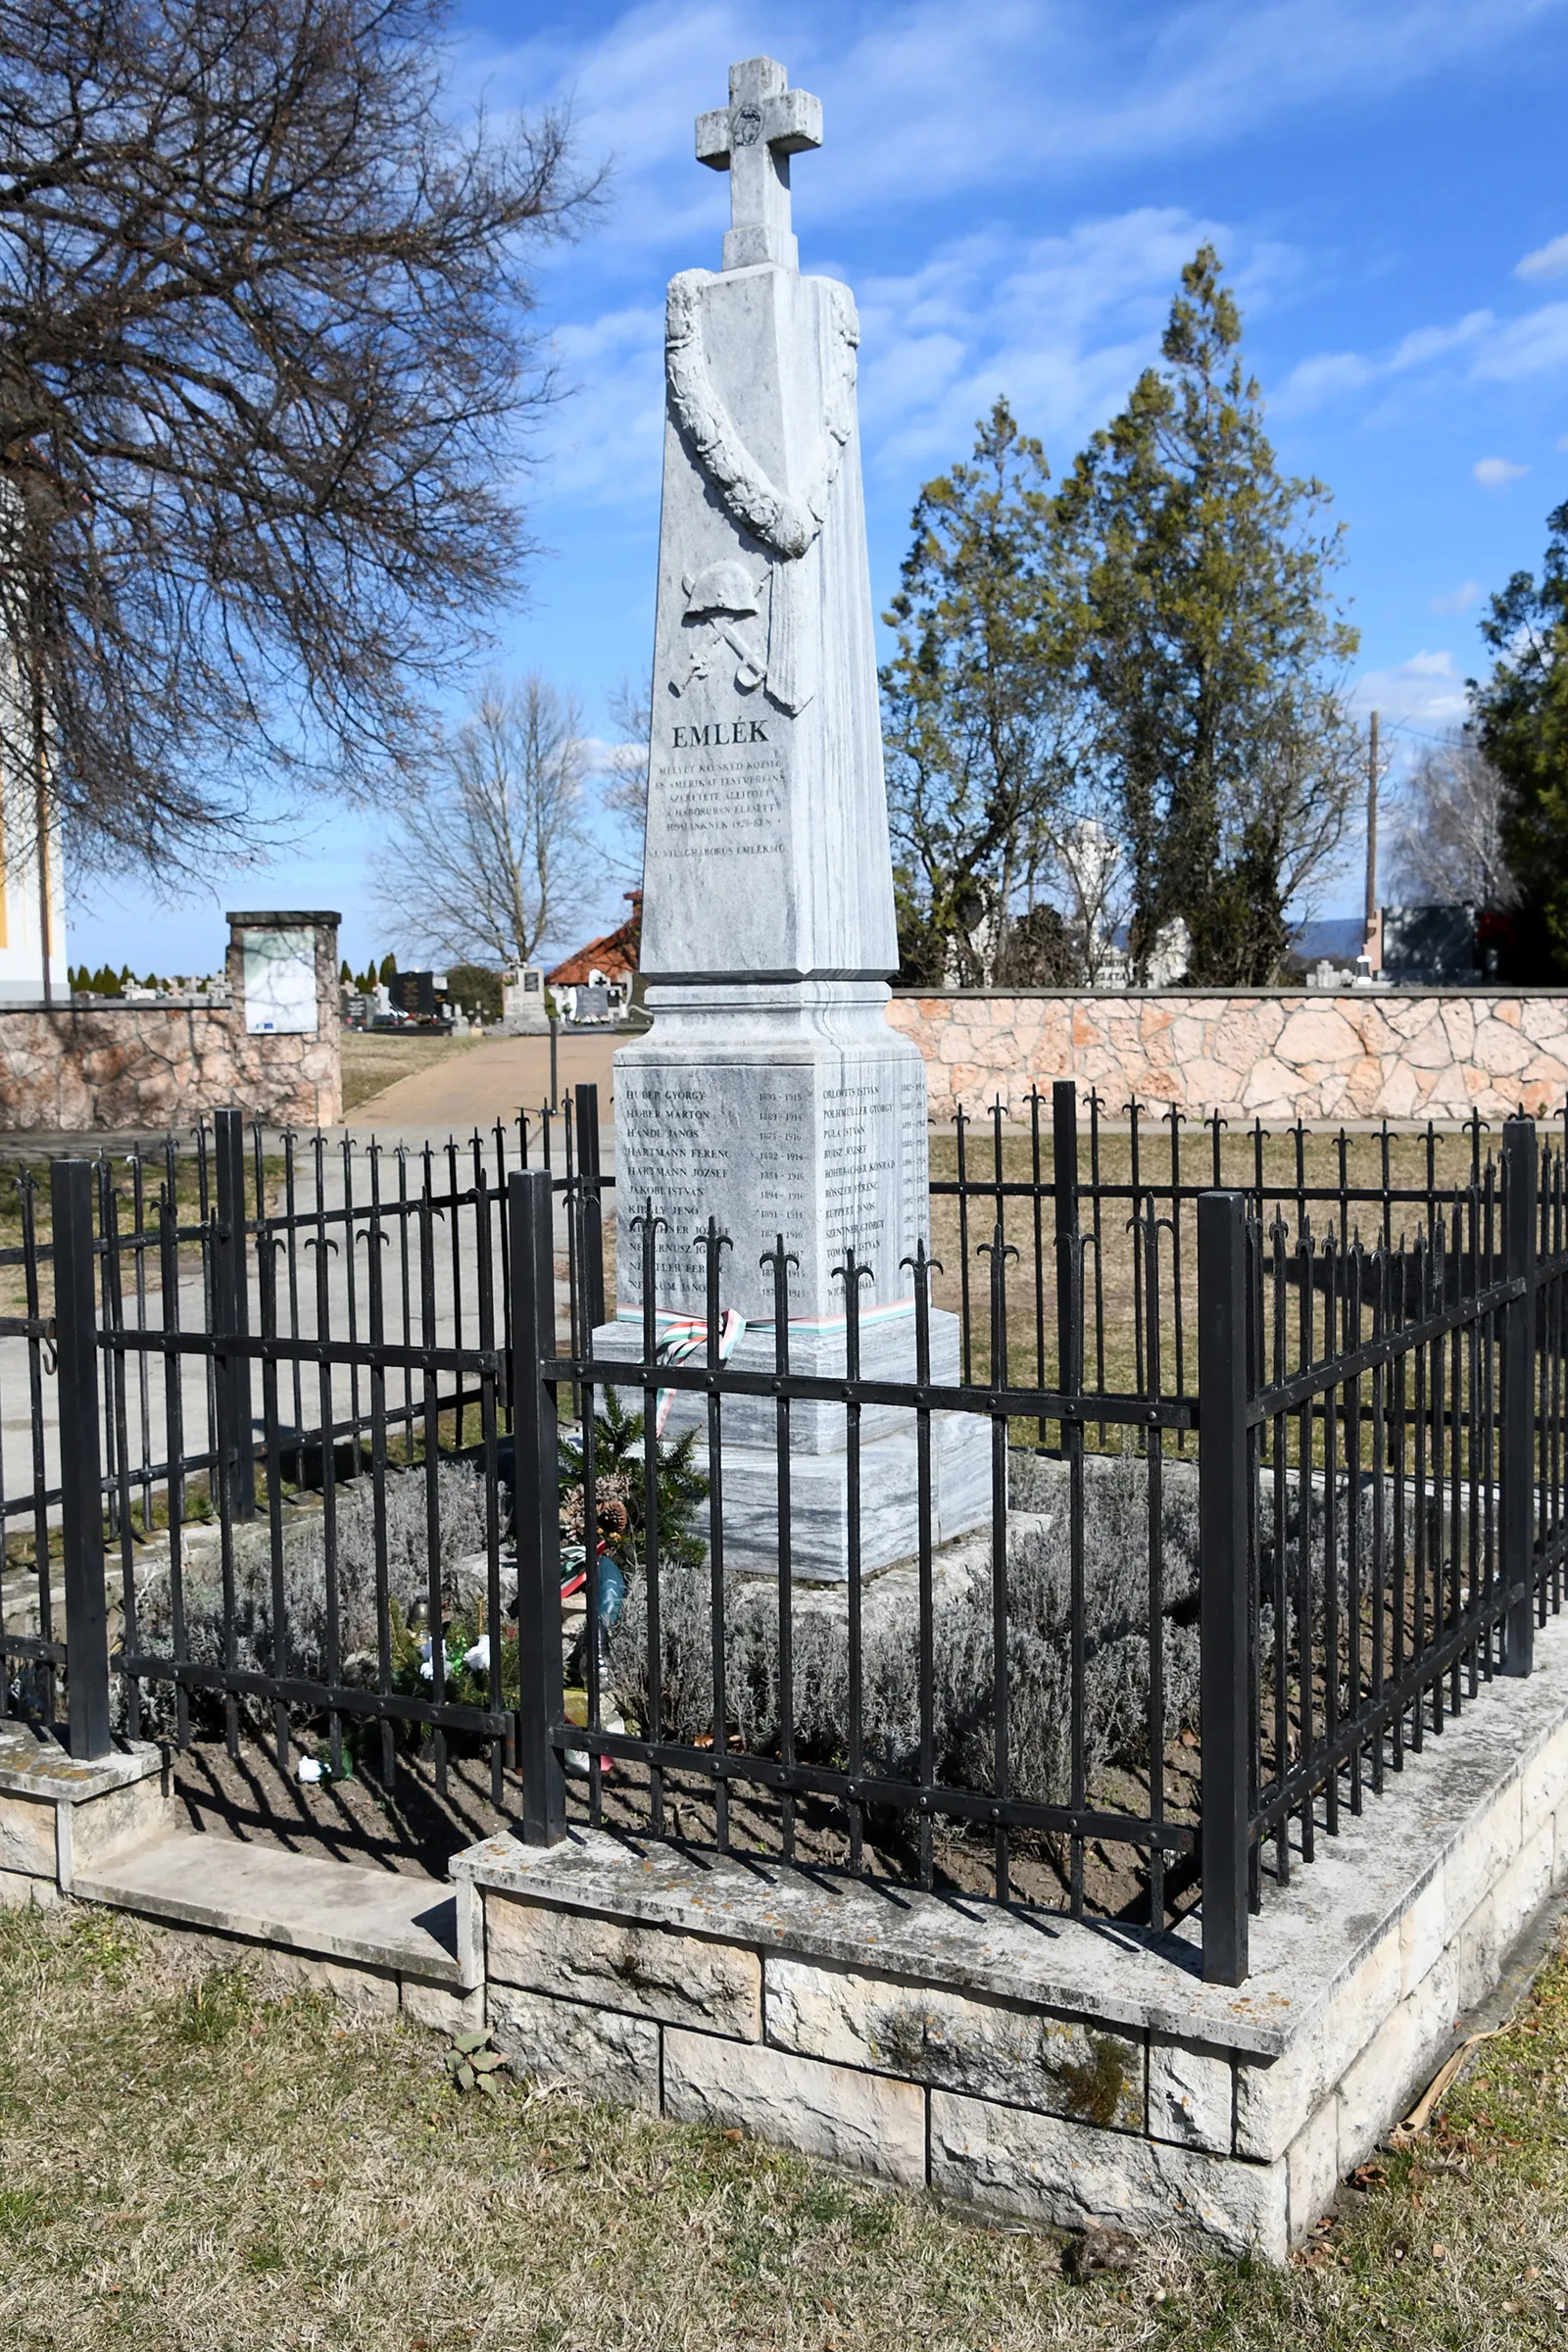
1474 455 1530 487
1470 301 1568 379
1516 230 1568 280
855 207 1250 476
1281 296 1568 414
465 0 1568 263
528 303 665 506
1431 579 1480 613
1351 650 1469 736
1388 312 1494 369
1281 351 1376 405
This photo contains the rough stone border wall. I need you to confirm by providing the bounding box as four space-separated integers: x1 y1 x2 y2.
887 988 1568 1125
0 909 341 1131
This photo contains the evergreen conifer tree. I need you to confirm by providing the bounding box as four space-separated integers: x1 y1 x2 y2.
1053 247 1359 983
1472 501 1568 976
880 402 1086 983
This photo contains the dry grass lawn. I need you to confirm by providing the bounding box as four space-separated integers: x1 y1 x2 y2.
924 1124 1508 1407
0 1898 1564 2350
341 1030 481 1113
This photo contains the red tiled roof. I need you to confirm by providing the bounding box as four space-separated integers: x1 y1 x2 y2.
547 891 642 987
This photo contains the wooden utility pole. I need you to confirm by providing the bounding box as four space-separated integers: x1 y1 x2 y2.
1364 710 1380 970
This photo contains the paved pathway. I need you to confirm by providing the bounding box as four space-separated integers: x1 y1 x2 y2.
345 1031 619 1132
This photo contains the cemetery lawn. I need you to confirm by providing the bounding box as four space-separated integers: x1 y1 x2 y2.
341 1029 481 1112
0 1905 1564 2351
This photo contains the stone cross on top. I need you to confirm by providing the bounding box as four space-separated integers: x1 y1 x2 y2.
696 57 822 272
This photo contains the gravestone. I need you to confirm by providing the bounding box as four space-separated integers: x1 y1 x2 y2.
599 56 988 1579
501 965 550 1033
389 969 451 1023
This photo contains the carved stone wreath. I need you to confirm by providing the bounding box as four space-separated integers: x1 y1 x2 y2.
664 269 858 561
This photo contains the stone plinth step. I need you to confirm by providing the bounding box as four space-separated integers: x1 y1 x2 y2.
75 1833 475 1988
0 1722 162 1802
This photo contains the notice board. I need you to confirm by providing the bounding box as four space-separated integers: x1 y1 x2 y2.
242 928 318 1035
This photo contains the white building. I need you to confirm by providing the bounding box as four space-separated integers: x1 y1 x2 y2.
0 475 68 1003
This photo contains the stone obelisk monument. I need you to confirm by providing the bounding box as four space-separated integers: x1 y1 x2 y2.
604 57 987 1577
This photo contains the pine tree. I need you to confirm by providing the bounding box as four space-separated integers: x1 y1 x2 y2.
1053 247 1359 983
880 402 1086 984
1472 501 1568 975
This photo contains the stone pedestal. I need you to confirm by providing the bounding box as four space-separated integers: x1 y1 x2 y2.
591 1300 991 1583
607 56 989 1578
0 1721 167 1901
499 966 550 1034
614 985 928 1322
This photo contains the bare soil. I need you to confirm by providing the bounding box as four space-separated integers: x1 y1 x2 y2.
166 1720 1201 1932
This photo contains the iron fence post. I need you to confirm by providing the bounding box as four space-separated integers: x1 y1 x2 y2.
1198 1189 1250 1985
1052 1080 1080 1396
51 1158 113 1759
510 1167 566 1843
213 1106 255 1520
1501 1113 1538 1677
575 1081 607 1334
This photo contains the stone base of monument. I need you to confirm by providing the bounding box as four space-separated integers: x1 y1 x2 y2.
454 1602 1568 2258
587 1307 994 1580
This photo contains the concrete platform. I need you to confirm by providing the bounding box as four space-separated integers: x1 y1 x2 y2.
75 1833 477 1988
0 1720 161 1802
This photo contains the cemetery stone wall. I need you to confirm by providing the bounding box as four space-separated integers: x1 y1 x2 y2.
890 986 1568 1124
0 909 341 1131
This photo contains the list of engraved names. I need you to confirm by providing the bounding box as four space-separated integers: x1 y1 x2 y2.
618 1058 924 1311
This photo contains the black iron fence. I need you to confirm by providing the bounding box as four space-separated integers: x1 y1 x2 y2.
1209 1114 1568 1980
935 1083 1563 1413
520 1093 1568 1984
3 1084 1566 1983
0 1094 602 1793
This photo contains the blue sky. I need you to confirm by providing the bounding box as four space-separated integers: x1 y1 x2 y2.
72 0 1568 978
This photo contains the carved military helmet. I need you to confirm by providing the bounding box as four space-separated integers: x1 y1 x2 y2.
681 559 761 618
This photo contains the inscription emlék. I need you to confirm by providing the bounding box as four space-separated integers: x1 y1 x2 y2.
670 720 770 748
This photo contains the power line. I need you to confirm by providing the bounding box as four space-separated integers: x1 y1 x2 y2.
1374 716 1464 748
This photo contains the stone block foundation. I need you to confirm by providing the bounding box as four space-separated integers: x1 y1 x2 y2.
454 1607 1568 2259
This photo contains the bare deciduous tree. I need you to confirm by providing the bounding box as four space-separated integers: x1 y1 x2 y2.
1387 730 1518 908
602 676 650 884
375 675 593 967
0 0 600 875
